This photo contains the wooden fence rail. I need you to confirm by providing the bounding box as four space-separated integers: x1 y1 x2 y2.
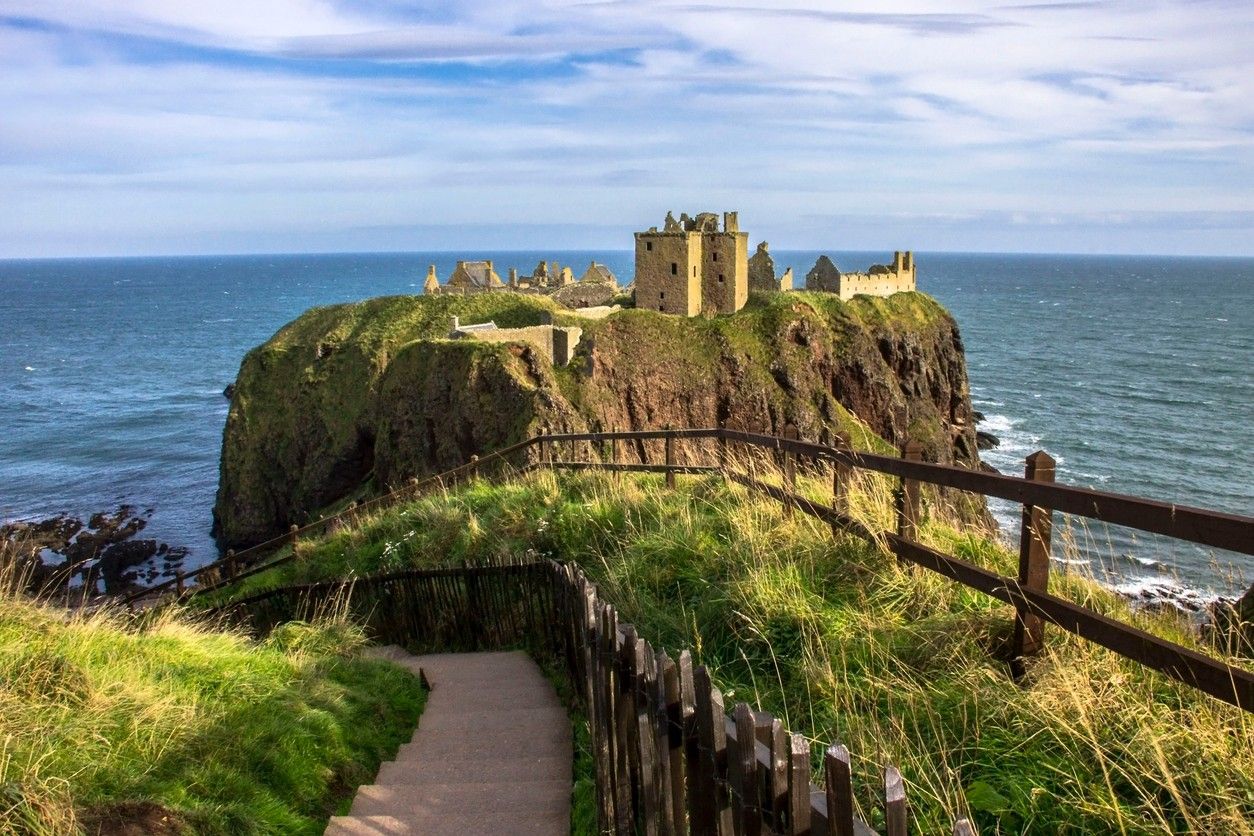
209 559 966 835
153 425 1253 711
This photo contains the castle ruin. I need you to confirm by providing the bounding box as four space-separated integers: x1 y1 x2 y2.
748 241 793 293
634 211 749 316
804 251 916 300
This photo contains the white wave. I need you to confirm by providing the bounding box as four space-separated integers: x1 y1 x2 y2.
24 365 34 371
1050 556 1090 566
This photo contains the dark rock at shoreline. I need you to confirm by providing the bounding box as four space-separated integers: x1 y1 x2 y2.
978 460 1000 474
1 506 188 597
976 430 1000 450
973 410 986 423
223 383 235 400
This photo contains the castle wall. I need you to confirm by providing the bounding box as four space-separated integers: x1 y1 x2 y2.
460 324 583 366
700 232 748 314
634 232 701 316
834 268 916 300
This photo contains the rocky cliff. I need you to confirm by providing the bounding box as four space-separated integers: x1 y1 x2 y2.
214 291 985 548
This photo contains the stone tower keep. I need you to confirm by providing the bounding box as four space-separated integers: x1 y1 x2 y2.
634 210 749 316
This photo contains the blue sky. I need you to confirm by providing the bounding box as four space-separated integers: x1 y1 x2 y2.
1 1 1251 257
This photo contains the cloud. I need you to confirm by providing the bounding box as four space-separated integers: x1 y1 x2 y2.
0 1 1251 256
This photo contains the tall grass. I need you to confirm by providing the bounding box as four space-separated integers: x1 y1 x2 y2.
0 539 424 835
219 457 1254 833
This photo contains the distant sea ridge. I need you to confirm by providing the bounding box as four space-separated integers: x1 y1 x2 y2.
0 252 1249 599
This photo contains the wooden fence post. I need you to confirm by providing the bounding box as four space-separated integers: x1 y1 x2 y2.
884 766 907 836
787 733 810 835
1012 450 1056 667
831 431 852 518
469 454 479 479
895 440 923 545
665 426 676 490
824 744 854 836
175 571 185 595
717 422 729 477
783 423 798 519
289 523 300 554
539 426 549 468
225 549 236 578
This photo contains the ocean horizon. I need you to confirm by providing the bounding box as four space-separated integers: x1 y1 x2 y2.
1 250 1250 601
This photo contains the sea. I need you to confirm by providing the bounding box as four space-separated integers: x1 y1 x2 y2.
1 252 1250 601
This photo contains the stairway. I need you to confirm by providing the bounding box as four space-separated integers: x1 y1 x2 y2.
326 647 572 835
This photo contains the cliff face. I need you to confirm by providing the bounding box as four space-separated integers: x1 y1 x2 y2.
214 291 983 548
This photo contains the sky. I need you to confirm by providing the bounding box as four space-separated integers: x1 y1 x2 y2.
1 1 1251 257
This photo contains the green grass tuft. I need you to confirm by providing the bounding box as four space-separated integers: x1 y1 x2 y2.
0 555 425 835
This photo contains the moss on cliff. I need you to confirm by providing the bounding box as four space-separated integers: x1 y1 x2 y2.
216 290 981 547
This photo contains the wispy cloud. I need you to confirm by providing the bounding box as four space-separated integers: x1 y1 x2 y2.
0 1 1251 255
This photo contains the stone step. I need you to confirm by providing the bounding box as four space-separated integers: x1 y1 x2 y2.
412 707 564 733
401 723 569 758
326 809 567 835
373 754 568 785
349 780 569 816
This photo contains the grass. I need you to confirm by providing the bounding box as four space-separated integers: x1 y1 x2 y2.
208 454 1254 834
0 543 425 835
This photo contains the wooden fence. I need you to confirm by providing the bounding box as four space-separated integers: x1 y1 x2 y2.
210 559 958 835
159 425 1253 711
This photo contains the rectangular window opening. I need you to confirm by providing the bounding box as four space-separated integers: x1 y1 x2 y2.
718 274 724 283
646 241 653 251
671 262 677 275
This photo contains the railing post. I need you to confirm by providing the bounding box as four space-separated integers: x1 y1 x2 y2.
225 549 236 578
570 432 577 464
539 426 548 468
832 430 852 506
289 523 300 557
664 426 675 489
175 571 185 595
469 454 479 480
717 422 729 477
783 424 798 519
895 440 923 543
1012 450 1056 668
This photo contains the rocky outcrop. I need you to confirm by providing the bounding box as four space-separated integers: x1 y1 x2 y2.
1 505 188 595
214 291 985 548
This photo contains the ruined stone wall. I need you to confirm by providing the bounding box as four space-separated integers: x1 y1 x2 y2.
460 325 582 366
835 270 916 300
700 231 748 314
634 232 701 316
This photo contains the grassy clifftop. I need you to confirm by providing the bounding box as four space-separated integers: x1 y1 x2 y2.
216 290 981 548
0 590 424 834
204 465 1254 834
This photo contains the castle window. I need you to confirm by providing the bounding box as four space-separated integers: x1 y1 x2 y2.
660 292 665 299
646 241 653 251
718 274 724 283
712 252 718 262
693 266 697 277
671 262 677 275
659 305 664 311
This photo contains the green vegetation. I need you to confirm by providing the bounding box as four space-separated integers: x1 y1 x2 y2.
210 459 1253 835
217 287 971 547
0 561 425 835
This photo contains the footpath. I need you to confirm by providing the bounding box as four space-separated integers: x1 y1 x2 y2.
326 647 571 835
